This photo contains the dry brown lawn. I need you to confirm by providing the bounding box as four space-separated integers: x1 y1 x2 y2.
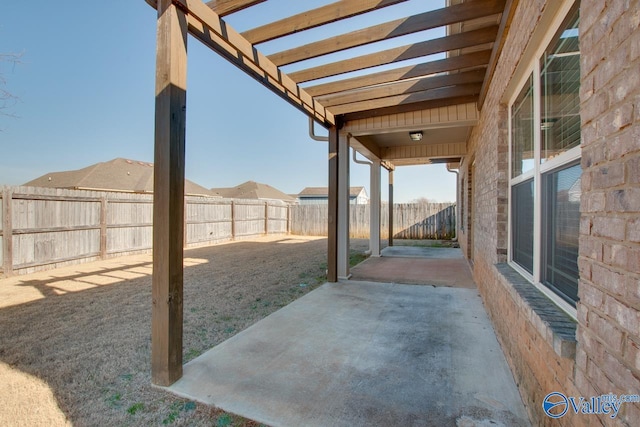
0 235 369 426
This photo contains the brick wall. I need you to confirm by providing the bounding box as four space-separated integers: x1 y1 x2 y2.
460 1 574 424
576 0 640 424
458 0 640 425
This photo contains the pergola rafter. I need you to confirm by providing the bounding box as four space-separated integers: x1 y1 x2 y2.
316 51 491 107
268 0 506 66
326 71 486 115
185 0 334 124
242 0 410 44
289 26 497 83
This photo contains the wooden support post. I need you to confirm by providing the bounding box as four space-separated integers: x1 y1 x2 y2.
327 124 339 283
151 0 188 387
100 197 107 259
337 133 350 279
388 169 394 247
370 159 381 256
2 188 13 276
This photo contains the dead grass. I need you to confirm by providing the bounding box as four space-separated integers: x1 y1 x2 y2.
0 235 369 426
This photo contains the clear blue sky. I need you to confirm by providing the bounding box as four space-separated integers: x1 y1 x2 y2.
0 0 456 203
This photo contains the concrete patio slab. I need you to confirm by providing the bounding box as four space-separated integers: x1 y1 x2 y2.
382 246 464 259
350 246 475 288
167 281 529 427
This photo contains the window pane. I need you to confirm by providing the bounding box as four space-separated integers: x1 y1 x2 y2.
543 163 581 305
512 179 534 274
511 74 535 178
540 8 580 162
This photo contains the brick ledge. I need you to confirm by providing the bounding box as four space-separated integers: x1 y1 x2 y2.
495 263 577 359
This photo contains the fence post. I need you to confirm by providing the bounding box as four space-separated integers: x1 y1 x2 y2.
286 204 290 234
264 202 269 235
100 197 107 259
231 201 236 240
2 188 13 276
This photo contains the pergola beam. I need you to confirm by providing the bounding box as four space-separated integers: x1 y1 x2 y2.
329 82 483 115
243 0 409 45
289 27 496 83
383 141 467 163
268 0 506 66
181 0 334 125
342 94 478 121
205 0 266 17
478 0 518 109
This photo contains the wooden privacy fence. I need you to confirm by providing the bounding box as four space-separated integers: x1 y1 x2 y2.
0 186 454 276
290 203 456 239
0 186 288 276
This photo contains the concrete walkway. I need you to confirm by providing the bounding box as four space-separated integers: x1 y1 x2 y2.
167 280 530 426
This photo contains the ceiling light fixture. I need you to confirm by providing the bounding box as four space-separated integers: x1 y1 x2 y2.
409 131 423 141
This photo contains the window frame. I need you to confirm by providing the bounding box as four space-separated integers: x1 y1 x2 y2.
507 0 581 320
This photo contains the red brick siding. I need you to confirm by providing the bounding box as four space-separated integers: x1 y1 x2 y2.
458 0 640 425
577 0 640 425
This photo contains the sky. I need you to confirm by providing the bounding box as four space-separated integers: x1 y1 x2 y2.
0 0 456 203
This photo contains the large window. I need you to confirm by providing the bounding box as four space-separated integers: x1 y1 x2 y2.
509 4 581 311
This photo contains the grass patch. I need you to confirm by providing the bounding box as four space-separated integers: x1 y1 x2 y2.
185 348 202 361
349 251 369 267
127 402 144 415
216 413 234 427
162 400 196 424
106 392 122 408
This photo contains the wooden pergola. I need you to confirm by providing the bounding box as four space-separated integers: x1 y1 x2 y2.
145 0 513 385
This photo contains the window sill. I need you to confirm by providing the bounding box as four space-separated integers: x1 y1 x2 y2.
495 263 577 359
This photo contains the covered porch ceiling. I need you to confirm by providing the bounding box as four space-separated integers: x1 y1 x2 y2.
145 0 514 168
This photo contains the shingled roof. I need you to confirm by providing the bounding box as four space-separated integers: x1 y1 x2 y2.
211 181 296 203
298 186 366 198
24 158 216 196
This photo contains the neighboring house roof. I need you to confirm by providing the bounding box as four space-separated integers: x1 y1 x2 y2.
298 186 367 198
23 158 216 196
211 181 296 203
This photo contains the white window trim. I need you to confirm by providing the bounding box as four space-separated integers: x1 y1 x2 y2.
506 0 580 321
